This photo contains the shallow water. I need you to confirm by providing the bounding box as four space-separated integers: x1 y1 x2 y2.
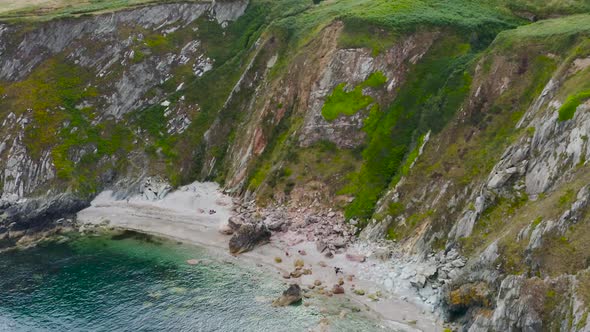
0 232 391 331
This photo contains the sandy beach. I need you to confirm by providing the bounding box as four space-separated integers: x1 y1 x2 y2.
77 182 442 332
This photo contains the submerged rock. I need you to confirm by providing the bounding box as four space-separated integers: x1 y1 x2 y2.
272 284 302 306
186 259 200 265
228 223 271 254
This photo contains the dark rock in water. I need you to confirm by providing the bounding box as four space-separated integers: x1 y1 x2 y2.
0 194 89 248
272 284 302 306
111 230 161 244
228 223 271 254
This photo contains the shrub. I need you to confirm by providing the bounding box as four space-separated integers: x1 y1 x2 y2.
558 90 590 121
321 71 387 121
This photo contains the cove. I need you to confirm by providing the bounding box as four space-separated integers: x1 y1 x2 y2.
0 232 390 331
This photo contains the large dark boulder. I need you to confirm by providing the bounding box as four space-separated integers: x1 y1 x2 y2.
228 222 271 254
272 284 302 306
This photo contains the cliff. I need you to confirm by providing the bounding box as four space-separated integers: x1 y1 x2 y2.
2 0 590 330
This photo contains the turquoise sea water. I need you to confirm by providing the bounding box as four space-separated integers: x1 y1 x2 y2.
0 232 389 332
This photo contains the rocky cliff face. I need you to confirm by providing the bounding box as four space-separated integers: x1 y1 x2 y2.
0 0 249 245
2 0 590 330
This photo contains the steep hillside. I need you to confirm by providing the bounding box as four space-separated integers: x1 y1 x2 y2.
1 0 590 330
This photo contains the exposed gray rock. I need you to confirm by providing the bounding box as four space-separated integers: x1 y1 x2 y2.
0 2 247 81
487 144 530 190
523 185 590 251
481 276 543 332
1 114 55 199
410 274 427 289
449 209 478 240
0 1 250 209
139 177 171 201
525 102 590 195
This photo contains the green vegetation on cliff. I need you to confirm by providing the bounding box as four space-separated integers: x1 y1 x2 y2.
321 71 387 121
343 36 474 221
2 0 588 227
0 58 135 195
559 90 590 121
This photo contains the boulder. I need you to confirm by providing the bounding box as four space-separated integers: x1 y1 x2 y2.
316 241 328 253
410 275 427 289
272 284 302 306
228 223 271 254
332 238 347 248
421 265 438 279
451 259 466 268
332 285 345 294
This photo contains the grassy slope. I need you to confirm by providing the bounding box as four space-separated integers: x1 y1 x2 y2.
496 0 590 18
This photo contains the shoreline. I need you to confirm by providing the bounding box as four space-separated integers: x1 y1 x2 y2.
76 181 443 332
